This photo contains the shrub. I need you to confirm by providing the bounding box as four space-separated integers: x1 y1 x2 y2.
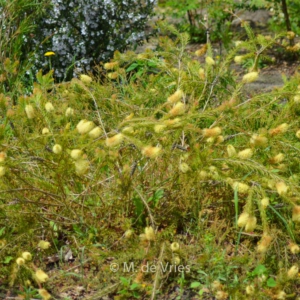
27 0 157 80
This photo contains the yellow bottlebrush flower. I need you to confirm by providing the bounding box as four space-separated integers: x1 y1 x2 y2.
144 226 155 241
250 134 268 147
76 119 95 134
287 31 295 40
198 68 205 79
227 145 237 157
242 71 259 83
170 242 180 252
276 181 288 195
195 44 207 57
125 112 134 121
0 166 6 177
88 126 102 139
257 234 272 253
296 130 300 139
70 149 83 160
124 229 133 239
292 205 300 223
234 55 245 64
38 289 51 300
163 118 181 127
42 128 50 135
237 212 249 227
173 255 181 265
16 257 25 266
237 148 253 159
167 90 184 104
202 127 222 137
106 133 124 147
142 146 161 158
212 280 222 291
261 197 269 209
35 269 49 283
246 285 255 295
25 104 35 119
269 123 289 136
52 144 62 154
289 242 300 254
38 240 51 249
79 74 92 84
232 182 249 194
179 162 190 173
215 291 228 300
199 170 208 179
205 56 215 66
276 291 286 300
287 265 298 279
44 51 55 57
107 72 118 79
0 152 6 162
65 107 74 117
270 153 284 164
122 126 134 134
74 159 89 175
45 102 54 112
154 124 166 133
104 61 119 70
293 95 300 103
216 135 224 144
21 252 32 261
245 216 257 232
169 102 185 116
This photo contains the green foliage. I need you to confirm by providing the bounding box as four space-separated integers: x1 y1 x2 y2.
1 22 300 298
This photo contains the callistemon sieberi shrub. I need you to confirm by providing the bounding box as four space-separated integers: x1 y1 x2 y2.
1 24 300 261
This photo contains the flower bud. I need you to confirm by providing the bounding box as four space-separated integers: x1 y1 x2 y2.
169 102 185 117
52 144 62 154
269 123 289 136
246 285 255 295
76 119 95 134
250 134 268 147
106 133 124 147
38 289 51 300
245 216 257 232
145 226 155 241
142 146 161 158
261 197 269 209
16 257 25 266
70 149 83 160
234 55 245 64
104 61 119 70
257 235 272 253
276 181 288 195
35 269 49 283
242 72 259 83
45 102 54 112
80 74 92 84
42 127 50 135
227 145 237 157
38 240 51 249
65 107 74 117
287 265 298 279
0 166 6 177
270 153 284 164
205 56 215 66
74 159 89 175
167 90 184 104
296 130 300 139
88 126 102 139
179 162 190 173
237 212 249 227
232 182 249 194
292 205 300 223
170 242 180 252
276 291 286 300
237 148 253 159
154 124 166 133
124 229 133 239
22 251 32 261
25 105 35 119
289 242 300 254
202 127 222 137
